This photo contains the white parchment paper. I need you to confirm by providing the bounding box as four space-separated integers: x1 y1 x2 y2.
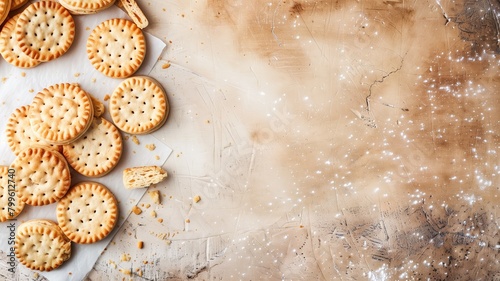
0 5 171 281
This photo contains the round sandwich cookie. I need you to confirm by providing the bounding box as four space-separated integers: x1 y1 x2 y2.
15 0 75 62
0 0 11 26
59 0 115 14
0 14 41 68
62 117 123 177
86 18 146 78
57 181 118 244
28 83 94 145
110 76 169 134
11 146 71 206
15 219 71 272
6 105 61 155
0 166 25 222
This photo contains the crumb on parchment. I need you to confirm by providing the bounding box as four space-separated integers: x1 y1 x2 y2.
120 253 131 262
145 143 156 151
148 190 161 204
193 195 201 203
131 135 140 145
162 62 171 69
119 268 132 276
150 210 157 218
132 205 142 215
137 241 143 249
103 94 110 101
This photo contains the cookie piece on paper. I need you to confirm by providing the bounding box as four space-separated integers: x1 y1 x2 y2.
123 166 168 189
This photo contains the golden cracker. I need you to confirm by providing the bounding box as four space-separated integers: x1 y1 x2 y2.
5 105 61 155
29 83 94 144
15 1 75 62
0 166 25 222
110 76 169 134
86 18 146 78
11 146 71 206
59 0 115 14
56 182 118 244
62 117 123 177
15 219 71 271
0 14 41 68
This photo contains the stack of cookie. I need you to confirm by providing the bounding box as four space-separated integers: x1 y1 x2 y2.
2 74 170 271
2 82 119 271
0 0 148 69
0 1 76 67
0 0 167 273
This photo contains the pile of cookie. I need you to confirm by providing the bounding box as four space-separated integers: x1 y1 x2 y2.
0 0 170 272
0 0 147 72
1 74 170 271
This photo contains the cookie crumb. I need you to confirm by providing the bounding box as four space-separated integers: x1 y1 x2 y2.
131 135 140 145
150 210 157 218
104 94 110 101
137 241 144 249
74 72 81 77
28 89 34 93
119 268 132 276
165 240 172 245
185 219 190 223
162 62 171 69
132 205 142 215
157 218 163 223
120 253 131 262
144 203 151 209
136 268 143 277
20 72 26 77
193 195 201 203
145 143 156 151
155 155 160 160
91 78 97 83
148 190 161 204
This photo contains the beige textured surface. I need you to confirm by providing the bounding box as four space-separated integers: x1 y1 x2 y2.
56 182 118 244
109 76 168 134
10 146 71 206
86 18 146 78
122 165 167 189
15 219 71 272
62 118 123 177
28 83 93 144
0 166 25 222
15 1 75 62
59 0 115 14
0 14 41 68
5 105 56 155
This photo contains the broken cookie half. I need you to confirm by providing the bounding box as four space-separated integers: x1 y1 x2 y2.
123 166 168 189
